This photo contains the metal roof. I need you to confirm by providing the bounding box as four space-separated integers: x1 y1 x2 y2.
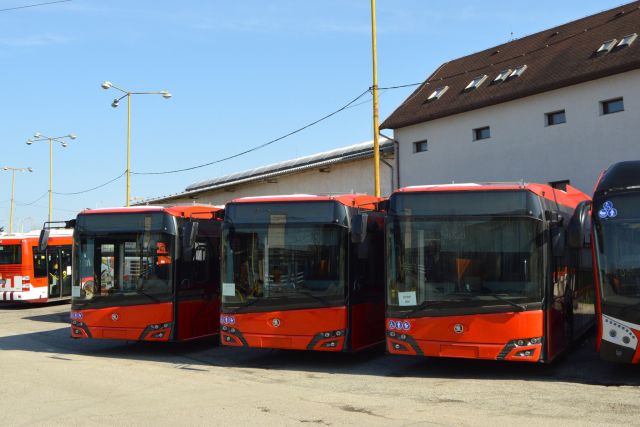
141 138 393 204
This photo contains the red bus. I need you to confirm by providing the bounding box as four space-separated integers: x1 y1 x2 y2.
592 161 640 363
69 205 223 342
385 182 594 363
220 194 385 352
0 230 73 303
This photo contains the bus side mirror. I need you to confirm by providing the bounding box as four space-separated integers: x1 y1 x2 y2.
568 201 592 249
182 221 199 259
38 228 50 252
545 210 563 226
351 214 368 243
551 226 566 257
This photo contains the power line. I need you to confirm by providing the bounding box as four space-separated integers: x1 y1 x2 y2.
53 171 126 195
378 82 422 90
16 191 48 206
0 0 71 13
132 89 372 176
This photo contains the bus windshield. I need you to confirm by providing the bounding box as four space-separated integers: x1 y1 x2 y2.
387 217 544 312
594 193 640 305
0 244 21 265
72 212 176 308
221 224 347 312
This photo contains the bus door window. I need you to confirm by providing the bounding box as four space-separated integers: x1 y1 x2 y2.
32 248 47 278
48 250 61 298
178 220 219 295
60 246 72 297
99 244 115 294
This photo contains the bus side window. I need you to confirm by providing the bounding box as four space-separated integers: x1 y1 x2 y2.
32 248 47 278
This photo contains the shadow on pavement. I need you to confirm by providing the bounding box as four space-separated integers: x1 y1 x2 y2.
1 319 639 387
0 301 69 311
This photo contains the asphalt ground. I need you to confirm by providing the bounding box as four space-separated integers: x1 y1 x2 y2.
1 303 639 426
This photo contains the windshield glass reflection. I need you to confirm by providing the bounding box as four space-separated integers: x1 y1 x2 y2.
387 217 544 309
222 224 346 310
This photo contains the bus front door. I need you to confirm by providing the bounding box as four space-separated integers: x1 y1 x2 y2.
47 250 61 298
60 247 72 298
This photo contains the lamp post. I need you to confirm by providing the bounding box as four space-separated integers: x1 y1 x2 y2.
370 0 381 198
26 133 77 222
2 166 33 234
101 81 171 207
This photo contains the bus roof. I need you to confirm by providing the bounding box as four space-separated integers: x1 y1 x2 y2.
230 194 382 210
78 204 223 219
395 182 589 209
594 160 640 197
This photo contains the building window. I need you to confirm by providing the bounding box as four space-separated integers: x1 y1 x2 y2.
618 33 637 48
413 140 428 153
427 86 449 101
508 65 527 79
493 69 512 83
546 110 566 126
464 75 488 91
596 39 617 55
473 126 491 141
601 98 624 115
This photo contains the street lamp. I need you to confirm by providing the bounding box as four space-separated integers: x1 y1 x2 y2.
2 166 34 234
101 81 171 206
25 133 77 222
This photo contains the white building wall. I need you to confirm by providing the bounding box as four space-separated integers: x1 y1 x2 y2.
395 69 640 194
162 157 394 206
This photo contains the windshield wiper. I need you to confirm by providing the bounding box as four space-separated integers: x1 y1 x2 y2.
229 297 262 314
400 299 467 318
618 299 640 316
134 288 161 303
296 290 333 307
482 293 526 312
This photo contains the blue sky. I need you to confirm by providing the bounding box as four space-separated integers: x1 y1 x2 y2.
0 0 626 230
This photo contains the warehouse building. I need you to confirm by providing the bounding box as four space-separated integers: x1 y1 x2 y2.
382 2 640 193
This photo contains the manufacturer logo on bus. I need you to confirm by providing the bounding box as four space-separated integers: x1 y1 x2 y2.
111 313 119 321
453 324 464 334
271 318 281 328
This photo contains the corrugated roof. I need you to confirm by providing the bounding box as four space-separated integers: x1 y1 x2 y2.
382 1 640 129
141 138 393 203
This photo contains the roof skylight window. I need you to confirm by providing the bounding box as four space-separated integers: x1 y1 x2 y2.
596 39 618 54
465 75 488 91
427 86 449 101
509 65 528 79
493 69 512 83
617 33 638 48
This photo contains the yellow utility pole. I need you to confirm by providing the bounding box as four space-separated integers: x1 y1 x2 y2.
101 81 171 207
26 133 76 222
2 166 33 234
370 0 381 197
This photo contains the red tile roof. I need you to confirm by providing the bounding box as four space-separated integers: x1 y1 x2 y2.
381 2 640 129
